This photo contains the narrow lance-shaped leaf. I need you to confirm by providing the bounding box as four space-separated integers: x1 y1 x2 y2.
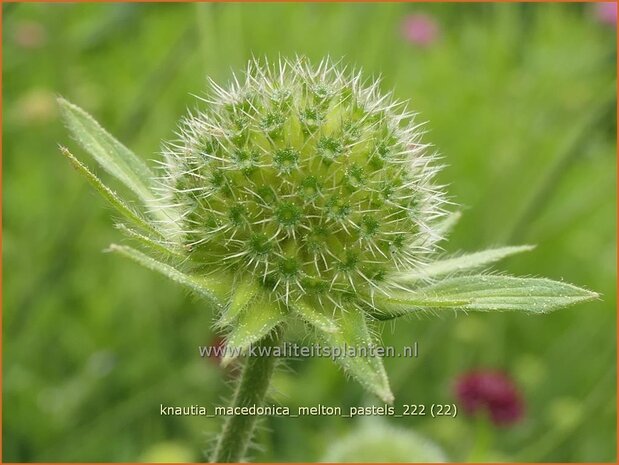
115 223 183 258
290 299 339 333
314 308 393 404
221 296 286 367
58 98 156 206
372 275 599 319
108 244 230 307
60 147 161 237
392 245 535 283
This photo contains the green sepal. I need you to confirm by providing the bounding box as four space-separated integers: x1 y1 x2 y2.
290 299 339 333
218 278 261 328
221 296 286 367
315 308 393 404
108 244 230 307
372 275 599 319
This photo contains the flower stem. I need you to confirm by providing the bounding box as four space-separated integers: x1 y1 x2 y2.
210 329 281 463
467 414 492 462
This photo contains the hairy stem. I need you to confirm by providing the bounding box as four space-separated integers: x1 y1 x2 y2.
210 329 281 463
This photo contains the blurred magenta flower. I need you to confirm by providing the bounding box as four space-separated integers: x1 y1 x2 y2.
401 14 440 47
455 370 524 426
594 2 617 26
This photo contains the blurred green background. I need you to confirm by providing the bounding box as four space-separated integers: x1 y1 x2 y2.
3 2 616 462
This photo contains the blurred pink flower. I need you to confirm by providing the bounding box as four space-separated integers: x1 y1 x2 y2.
594 2 617 26
401 14 440 47
14 21 47 49
14 89 56 126
455 370 524 426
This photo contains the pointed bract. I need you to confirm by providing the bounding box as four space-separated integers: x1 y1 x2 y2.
221 296 286 366
218 279 262 327
60 147 160 237
315 308 393 403
290 300 339 333
109 244 229 307
115 223 183 258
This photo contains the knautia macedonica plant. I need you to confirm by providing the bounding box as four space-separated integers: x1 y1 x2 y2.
58 57 597 462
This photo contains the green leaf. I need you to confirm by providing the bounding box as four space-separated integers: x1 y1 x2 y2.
115 223 182 258
108 244 230 306
290 299 339 333
392 245 535 282
221 296 286 366
218 278 261 327
58 98 155 205
373 275 598 319
60 147 161 237
315 309 393 403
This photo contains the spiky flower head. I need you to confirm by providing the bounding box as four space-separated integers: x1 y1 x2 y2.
59 56 597 404
160 57 445 306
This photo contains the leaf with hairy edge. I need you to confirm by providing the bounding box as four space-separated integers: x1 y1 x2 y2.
58 98 155 205
115 223 183 258
218 279 261 327
290 300 338 333
60 147 161 237
393 245 535 282
315 309 393 403
372 275 598 319
108 244 229 306
221 296 286 366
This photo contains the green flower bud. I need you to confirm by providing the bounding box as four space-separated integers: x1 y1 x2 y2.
161 57 445 305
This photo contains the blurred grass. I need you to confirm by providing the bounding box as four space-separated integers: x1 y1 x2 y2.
3 2 616 462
